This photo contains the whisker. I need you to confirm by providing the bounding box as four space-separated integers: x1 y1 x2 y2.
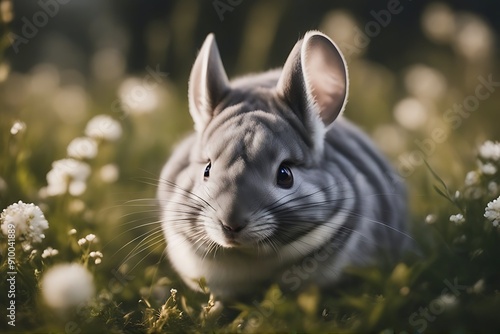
118 231 165 269
336 208 414 241
115 226 164 262
158 179 216 212
105 220 163 249
122 239 166 273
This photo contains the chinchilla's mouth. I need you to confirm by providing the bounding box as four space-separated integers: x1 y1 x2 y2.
217 235 260 252
220 237 240 248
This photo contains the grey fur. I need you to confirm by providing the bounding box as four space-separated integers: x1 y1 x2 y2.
158 31 410 301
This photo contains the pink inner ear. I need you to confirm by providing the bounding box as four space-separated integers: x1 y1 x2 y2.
303 36 347 125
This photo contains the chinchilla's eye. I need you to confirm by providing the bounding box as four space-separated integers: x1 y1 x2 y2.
276 163 293 189
203 161 211 179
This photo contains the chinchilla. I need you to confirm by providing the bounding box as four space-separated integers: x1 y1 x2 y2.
158 30 411 301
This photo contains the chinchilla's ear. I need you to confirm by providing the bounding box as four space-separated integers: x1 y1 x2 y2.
188 33 229 132
277 30 348 134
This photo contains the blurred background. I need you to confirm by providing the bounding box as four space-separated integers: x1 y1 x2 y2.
2 0 499 178
0 0 499 313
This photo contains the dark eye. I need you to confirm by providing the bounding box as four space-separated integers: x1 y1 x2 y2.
203 161 211 179
276 163 293 189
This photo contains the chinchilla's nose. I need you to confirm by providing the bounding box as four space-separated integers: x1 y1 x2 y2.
217 203 249 234
213 184 251 233
220 221 245 233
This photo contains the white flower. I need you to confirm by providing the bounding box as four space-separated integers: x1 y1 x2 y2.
67 137 98 159
0 201 49 244
453 14 493 62
41 247 59 258
89 251 103 258
77 238 86 246
99 164 119 183
464 171 480 186
45 159 91 196
90 250 103 265
85 233 96 242
484 196 500 227
10 121 26 135
437 293 458 307
480 162 497 175
393 97 429 130
68 228 77 235
449 213 465 225
404 64 447 101
41 263 95 310
118 77 160 114
85 115 122 141
425 214 437 224
421 3 455 43
479 140 500 161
